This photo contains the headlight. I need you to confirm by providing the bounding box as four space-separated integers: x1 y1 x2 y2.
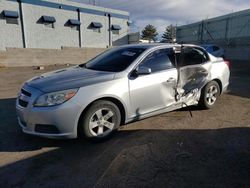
33 88 78 107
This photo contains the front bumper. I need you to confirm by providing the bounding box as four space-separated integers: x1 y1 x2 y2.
16 85 82 139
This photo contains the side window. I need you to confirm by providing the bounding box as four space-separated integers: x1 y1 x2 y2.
140 49 175 73
181 47 209 66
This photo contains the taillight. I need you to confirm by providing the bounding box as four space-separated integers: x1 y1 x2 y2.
224 60 230 67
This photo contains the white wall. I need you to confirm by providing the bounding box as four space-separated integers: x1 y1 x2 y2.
0 1 23 50
0 47 106 67
23 3 79 49
0 0 129 50
81 13 109 48
111 17 129 46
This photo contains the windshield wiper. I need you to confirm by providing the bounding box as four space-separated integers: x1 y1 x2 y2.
79 64 100 71
79 64 86 68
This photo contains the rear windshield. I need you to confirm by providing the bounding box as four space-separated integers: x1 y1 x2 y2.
82 47 145 72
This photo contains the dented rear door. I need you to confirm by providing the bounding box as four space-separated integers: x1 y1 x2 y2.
176 47 212 101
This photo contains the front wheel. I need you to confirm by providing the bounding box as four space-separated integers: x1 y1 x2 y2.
199 81 220 109
79 100 121 140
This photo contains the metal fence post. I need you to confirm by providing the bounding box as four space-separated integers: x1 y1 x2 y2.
18 0 26 48
77 8 82 47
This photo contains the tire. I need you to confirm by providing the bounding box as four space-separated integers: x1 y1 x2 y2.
79 100 121 140
199 81 220 109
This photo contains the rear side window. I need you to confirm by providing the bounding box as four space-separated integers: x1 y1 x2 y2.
140 49 175 73
181 47 209 66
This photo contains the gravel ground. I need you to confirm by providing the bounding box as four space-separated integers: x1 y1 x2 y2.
0 63 249 188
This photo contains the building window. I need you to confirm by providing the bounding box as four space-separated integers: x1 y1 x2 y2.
67 19 81 31
40 16 56 29
89 22 103 33
112 30 119 35
111 25 121 35
2 10 19 25
70 25 79 31
6 18 18 24
44 22 54 28
93 28 101 33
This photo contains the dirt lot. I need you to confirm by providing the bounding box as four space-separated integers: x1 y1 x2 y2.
0 62 249 188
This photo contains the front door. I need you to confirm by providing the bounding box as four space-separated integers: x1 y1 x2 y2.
129 48 177 118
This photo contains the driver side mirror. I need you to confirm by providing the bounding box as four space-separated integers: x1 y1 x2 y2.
136 66 152 75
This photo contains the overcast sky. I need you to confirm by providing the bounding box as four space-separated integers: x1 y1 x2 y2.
71 0 250 37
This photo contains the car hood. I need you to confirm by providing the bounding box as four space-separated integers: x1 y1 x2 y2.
26 66 115 93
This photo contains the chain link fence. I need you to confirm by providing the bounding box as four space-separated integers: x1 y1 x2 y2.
176 9 250 60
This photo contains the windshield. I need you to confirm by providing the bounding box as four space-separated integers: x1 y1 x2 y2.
82 47 146 72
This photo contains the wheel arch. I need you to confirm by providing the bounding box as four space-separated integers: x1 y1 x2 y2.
77 96 126 137
199 78 222 109
212 78 222 94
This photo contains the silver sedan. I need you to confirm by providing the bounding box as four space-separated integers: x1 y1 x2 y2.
16 44 230 140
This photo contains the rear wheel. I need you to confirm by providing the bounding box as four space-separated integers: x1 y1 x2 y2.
199 81 220 109
80 100 121 140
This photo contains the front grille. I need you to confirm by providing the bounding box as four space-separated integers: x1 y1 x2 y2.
18 99 28 108
18 88 32 108
21 89 31 97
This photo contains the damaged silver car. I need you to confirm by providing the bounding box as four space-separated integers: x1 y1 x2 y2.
16 44 230 140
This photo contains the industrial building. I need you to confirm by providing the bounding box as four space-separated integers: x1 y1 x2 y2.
0 0 130 50
176 9 250 60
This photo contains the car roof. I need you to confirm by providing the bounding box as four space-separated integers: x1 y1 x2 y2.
120 43 202 50
121 43 173 49
200 44 217 47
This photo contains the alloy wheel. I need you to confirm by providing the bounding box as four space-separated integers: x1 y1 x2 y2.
206 85 218 105
89 108 115 137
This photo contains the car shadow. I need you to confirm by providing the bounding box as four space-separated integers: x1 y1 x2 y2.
0 127 249 188
0 97 250 187
176 104 205 111
0 98 201 152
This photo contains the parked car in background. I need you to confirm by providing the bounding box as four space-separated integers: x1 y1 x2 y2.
200 44 225 58
16 44 230 141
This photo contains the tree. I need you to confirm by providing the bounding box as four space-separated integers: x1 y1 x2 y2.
162 25 172 41
162 25 176 43
141 24 158 42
